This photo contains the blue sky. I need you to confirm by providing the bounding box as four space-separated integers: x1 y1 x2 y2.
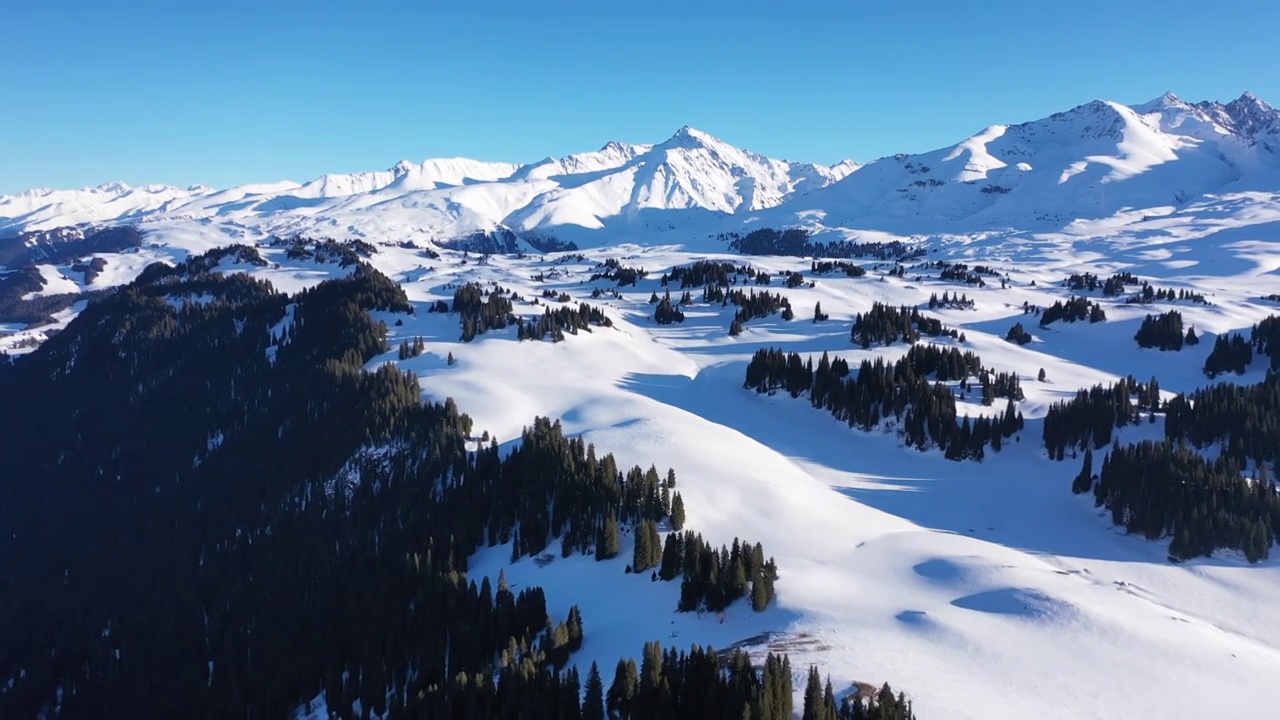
4 0 1277 194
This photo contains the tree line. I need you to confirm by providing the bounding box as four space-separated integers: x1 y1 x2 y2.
721 227 923 262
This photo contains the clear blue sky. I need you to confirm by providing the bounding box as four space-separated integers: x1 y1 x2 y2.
4 0 1277 194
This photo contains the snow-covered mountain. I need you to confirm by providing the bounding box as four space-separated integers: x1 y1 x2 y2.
787 91 1280 232
4 92 1277 248
0 127 859 245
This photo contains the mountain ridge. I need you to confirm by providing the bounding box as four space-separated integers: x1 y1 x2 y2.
2 93 1278 246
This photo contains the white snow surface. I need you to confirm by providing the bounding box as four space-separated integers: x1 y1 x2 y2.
6 92 1280 719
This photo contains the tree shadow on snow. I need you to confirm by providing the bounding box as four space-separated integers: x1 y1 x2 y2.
619 365 1250 568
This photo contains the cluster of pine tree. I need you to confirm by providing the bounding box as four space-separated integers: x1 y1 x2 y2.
271 235 377 266
933 262 987 286
594 643 915 720
785 271 809 288
728 288 794 329
1064 271 1138 296
541 288 573 302
397 335 426 359
1123 283 1209 305
588 258 648 286
654 291 686 325
850 302 955 347
1041 376 1163 459
496 419 683 564
0 250 818 718
591 286 624 300
517 303 612 341
452 282 516 341
1006 322 1033 345
722 227 923 262
1250 315 1280 372
744 346 1024 459
1082 442 1278 562
656 532 779 613
927 291 974 310
1203 332 1253 377
433 640 915 720
1039 296 1106 326
1165 373 1280 466
800 666 917 720
811 260 867 277
663 260 753 289
1134 310 1189 351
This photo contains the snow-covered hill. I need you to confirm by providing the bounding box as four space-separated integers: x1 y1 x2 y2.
4 92 1280 720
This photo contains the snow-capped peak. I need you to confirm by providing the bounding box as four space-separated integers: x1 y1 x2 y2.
93 181 132 193
828 159 862 180
4 91 1278 241
658 125 725 150
1132 91 1193 115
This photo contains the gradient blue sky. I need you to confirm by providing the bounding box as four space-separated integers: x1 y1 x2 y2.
4 0 1277 194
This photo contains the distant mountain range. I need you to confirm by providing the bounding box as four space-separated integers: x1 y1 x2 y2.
3 92 1277 247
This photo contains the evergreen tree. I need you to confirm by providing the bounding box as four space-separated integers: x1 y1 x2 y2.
670 492 686 531
803 666 825 720
584 662 605 720
608 658 638 719
1072 447 1094 494
598 515 620 560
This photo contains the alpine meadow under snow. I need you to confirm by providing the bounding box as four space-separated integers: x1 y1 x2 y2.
3 92 1279 719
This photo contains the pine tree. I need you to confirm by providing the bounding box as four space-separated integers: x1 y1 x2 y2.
670 492 686 531
1038 367 1047 382
632 520 661 573
598 516 619 560
584 662 605 720
803 666 824 720
751 569 770 612
1071 447 1094 494
608 658 638 719
813 302 828 322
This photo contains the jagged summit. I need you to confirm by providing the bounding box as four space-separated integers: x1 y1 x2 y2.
655 125 725 151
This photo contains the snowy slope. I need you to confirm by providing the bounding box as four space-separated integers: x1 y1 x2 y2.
6 92 1280 719
341 242 1279 720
